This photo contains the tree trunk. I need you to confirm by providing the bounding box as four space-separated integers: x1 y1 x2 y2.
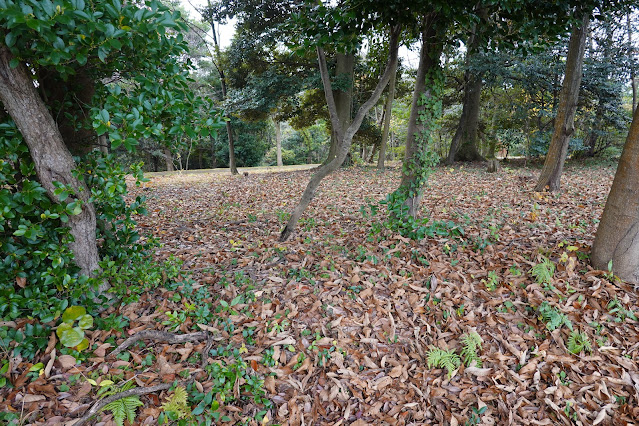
398 16 443 218
378 58 398 169
0 47 106 293
164 148 175 172
280 26 401 241
534 14 589 192
446 30 484 164
325 53 354 164
275 120 283 166
591 106 639 284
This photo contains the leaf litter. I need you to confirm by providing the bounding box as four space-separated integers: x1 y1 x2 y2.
2 162 639 425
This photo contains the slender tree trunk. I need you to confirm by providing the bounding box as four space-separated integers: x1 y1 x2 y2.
534 14 589 192
325 53 354 164
446 30 484 164
591 106 639 283
275 120 283 166
378 59 398 169
0 47 107 293
164 148 175 172
628 13 637 114
280 26 401 241
396 16 443 218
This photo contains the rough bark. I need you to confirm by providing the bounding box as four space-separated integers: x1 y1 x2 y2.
164 148 175 172
0 47 106 292
325 53 355 164
275 120 283 166
378 58 398 169
534 14 589 192
280 26 401 241
591 106 639 284
446 30 484 164
398 16 442 218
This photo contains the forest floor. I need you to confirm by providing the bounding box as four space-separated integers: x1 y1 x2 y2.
5 161 639 425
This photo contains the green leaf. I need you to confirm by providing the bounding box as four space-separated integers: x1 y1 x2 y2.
56 322 72 338
76 337 89 351
29 362 44 372
26 19 41 32
5 32 16 48
62 305 86 322
60 327 84 348
78 314 93 329
9 58 19 69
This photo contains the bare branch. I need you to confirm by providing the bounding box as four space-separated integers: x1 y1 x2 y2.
110 330 210 357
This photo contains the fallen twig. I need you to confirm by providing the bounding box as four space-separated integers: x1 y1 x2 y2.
72 382 173 426
110 330 209 357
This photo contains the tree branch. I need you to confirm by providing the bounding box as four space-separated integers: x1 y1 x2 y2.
110 330 210 357
317 46 342 141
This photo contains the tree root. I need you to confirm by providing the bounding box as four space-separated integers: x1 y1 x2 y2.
72 382 174 426
110 330 209 357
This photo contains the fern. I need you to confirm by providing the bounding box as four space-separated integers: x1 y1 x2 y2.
567 331 592 354
102 395 143 426
161 386 192 420
99 381 143 426
427 347 461 378
539 301 572 331
531 257 555 285
460 332 483 367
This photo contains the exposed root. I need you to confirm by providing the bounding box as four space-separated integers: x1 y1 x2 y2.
110 330 209 357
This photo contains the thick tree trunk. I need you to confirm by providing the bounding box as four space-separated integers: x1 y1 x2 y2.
275 120 283 166
446 30 484 164
398 16 443 218
591 106 639 284
534 15 589 192
325 53 354 164
0 47 106 292
280 26 401 241
164 148 175 172
378 59 398 169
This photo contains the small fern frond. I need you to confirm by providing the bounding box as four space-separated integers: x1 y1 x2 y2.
531 257 555 285
539 301 572 331
427 347 461 378
161 386 191 419
101 395 143 426
460 332 483 367
567 331 592 354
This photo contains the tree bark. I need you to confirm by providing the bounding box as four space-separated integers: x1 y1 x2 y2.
0 47 105 292
275 120 283 166
591 106 639 284
398 16 443 218
378 58 398 169
446 30 484 164
534 14 589 192
280 26 401 241
325 53 354 164
164 148 175 172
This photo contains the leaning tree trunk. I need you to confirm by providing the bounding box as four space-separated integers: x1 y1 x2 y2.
397 15 443 218
378 58 398 169
534 14 589 192
275 120 283 166
0 47 106 293
591 106 639 283
280 26 401 241
324 53 354 164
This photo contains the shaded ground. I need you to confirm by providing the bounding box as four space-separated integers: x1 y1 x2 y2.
4 162 639 425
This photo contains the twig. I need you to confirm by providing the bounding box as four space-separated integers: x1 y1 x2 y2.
73 382 173 426
110 330 209 357
201 333 215 369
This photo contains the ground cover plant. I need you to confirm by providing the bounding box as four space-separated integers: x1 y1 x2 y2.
1 161 638 425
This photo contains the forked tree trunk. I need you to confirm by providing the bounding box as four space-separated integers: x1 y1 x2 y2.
534 14 589 192
325 53 355 164
0 47 106 293
280 26 401 241
398 16 443 217
446 29 484 165
378 58 398 169
275 120 283 166
591 106 639 284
